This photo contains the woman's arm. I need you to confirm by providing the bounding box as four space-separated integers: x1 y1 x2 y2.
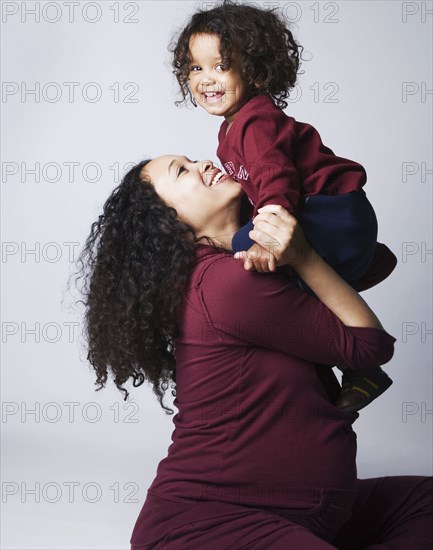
200 254 395 370
199 206 395 369
249 204 384 330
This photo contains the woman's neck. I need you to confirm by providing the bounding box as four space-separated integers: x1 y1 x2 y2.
196 227 239 252
195 199 242 251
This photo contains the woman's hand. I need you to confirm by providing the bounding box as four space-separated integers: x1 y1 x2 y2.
235 242 276 273
234 205 313 270
242 207 385 330
234 204 386 330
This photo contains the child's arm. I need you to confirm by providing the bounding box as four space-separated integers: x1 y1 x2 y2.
233 101 302 215
235 101 366 215
226 102 301 272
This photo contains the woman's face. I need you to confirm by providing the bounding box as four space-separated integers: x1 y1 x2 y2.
142 155 243 238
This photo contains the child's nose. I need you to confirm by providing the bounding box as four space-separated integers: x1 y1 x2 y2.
200 70 216 86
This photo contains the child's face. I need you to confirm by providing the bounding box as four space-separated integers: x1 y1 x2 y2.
188 33 249 125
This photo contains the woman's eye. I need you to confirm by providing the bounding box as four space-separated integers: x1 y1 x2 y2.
178 166 187 176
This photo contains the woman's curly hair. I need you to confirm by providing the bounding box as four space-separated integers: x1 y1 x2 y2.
69 161 203 414
170 0 303 109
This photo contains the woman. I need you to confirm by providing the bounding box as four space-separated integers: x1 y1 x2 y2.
75 156 432 548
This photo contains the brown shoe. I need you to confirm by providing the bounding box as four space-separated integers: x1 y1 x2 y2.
336 367 393 413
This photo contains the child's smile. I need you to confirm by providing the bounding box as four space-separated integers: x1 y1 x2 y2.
188 33 249 125
202 90 226 103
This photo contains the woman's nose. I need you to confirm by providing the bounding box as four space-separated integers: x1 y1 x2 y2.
200 160 214 173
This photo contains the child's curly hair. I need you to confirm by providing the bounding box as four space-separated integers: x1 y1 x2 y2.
170 0 303 110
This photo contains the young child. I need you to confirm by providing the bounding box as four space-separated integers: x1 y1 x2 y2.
170 0 397 413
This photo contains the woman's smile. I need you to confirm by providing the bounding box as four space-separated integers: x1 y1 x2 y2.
142 155 242 239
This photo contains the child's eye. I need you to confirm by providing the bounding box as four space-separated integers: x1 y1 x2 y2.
216 62 230 71
190 66 201 72
178 166 188 176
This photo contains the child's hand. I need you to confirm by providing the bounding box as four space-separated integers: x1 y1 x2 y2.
234 243 276 273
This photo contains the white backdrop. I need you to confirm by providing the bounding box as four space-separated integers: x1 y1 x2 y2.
1 1 432 549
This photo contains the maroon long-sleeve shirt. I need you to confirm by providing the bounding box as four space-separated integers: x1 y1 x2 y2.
147 246 396 509
217 95 367 215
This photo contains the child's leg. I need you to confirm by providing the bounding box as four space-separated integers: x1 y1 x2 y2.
297 190 379 285
336 367 393 413
231 193 395 413
297 191 394 413
352 242 397 292
232 219 255 253
232 191 397 290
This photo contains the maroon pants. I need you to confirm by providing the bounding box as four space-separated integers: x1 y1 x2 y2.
130 476 432 549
